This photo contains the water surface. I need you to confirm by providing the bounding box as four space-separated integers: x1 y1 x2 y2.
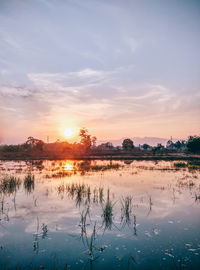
0 160 199 269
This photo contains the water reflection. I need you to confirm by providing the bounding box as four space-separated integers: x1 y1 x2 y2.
65 163 73 171
0 160 199 269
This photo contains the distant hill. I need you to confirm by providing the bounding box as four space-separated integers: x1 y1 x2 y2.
97 137 181 147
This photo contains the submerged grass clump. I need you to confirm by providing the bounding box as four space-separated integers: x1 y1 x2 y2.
76 184 86 207
80 206 90 238
24 174 35 193
174 162 187 168
58 182 106 206
187 161 200 170
102 189 114 230
121 196 133 227
174 161 200 170
195 193 200 202
0 176 21 194
90 163 121 171
99 187 104 203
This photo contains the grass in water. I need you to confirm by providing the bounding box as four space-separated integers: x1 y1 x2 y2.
174 161 200 170
90 163 121 171
102 189 114 230
121 196 133 227
24 174 35 194
0 176 21 194
80 206 90 243
99 187 104 204
174 162 187 168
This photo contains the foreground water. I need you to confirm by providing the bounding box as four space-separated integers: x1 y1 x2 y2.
0 160 199 270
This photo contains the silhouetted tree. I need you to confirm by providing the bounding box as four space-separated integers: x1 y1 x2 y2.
152 143 165 155
142 143 150 150
174 140 186 150
167 140 186 150
122 138 134 150
186 136 200 153
98 142 114 150
79 128 92 151
156 143 164 150
166 140 173 149
26 137 44 151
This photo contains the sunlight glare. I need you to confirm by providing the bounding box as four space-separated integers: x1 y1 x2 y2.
65 163 73 171
64 128 74 138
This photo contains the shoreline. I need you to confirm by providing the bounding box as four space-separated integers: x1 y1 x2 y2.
0 154 200 161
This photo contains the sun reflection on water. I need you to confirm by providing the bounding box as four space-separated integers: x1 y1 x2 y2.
64 163 73 171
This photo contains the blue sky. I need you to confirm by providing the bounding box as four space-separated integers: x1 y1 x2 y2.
0 0 199 143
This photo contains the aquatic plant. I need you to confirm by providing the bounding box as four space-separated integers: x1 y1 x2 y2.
133 215 137 236
82 222 107 269
174 162 187 168
75 183 86 207
174 161 200 170
90 163 121 171
79 206 90 242
42 223 48 239
24 174 35 194
99 187 104 203
33 216 39 254
121 196 133 227
57 183 65 194
102 189 114 230
88 222 96 261
0 176 21 195
195 193 200 202
93 187 98 203
178 179 195 189
187 161 200 170
63 182 105 207
146 195 153 216
128 255 137 270
86 186 91 204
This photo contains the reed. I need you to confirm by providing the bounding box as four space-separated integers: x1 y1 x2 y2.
88 223 96 261
121 196 133 227
0 176 21 194
80 206 90 242
99 187 104 204
102 189 114 230
24 174 35 193
128 255 137 270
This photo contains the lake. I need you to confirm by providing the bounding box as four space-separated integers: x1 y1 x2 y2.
0 160 199 269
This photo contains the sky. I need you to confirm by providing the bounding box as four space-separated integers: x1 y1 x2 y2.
0 0 200 144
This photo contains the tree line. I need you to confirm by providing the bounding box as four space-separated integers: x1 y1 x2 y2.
0 129 200 159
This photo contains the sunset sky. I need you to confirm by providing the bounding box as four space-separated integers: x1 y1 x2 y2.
0 0 199 144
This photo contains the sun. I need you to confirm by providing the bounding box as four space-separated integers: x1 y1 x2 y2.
64 128 74 138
